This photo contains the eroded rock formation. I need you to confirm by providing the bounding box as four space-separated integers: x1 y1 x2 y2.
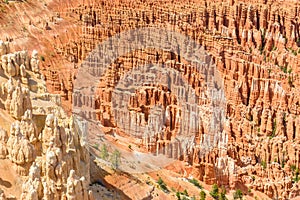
1 0 300 199
47 0 300 199
0 44 94 200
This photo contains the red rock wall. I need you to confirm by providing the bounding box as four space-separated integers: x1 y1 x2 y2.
39 0 300 198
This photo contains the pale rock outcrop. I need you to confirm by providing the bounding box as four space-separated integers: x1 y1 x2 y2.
0 128 8 159
1 79 32 120
66 170 91 200
1 51 30 78
30 50 40 74
0 188 6 200
6 121 36 175
20 162 43 200
20 110 39 145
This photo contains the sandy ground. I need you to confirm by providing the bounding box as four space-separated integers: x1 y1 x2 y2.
0 159 23 199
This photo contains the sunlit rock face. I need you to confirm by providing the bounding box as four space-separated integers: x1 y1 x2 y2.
63 0 300 198
1 0 300 199
0 44 94 199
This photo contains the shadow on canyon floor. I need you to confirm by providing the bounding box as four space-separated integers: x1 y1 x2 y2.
90 156 131 200
0 178 12 188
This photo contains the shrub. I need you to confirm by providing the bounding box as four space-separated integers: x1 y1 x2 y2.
200 190 206 200
94 143 99 149
40 55 45 62
176 191 181 200
210 184 219 199
280 66 287 73
233 189 243 200
293 168 300 183
100 144 109 160
182 189 189 197
288 76 294 87
261 160 267 169
219 186 227 200
110 149 121 169
291 164 297 171
188 178 203 189
157 177 169 193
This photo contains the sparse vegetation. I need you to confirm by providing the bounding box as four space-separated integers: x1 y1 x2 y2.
93 143 99 149
182 189 189 196
291 165 300 183
219 186 227 200
99 144 109 160
271 119 276 138
176 191 181 200
288 76 294 87
279 65 288 73
176 189 190 199
40 55 45 62
233 189 243 200
110 149 121 170
209 185 228 200
188 178 203 189
200 190 206 200
294 170 300 183
291 164 297 171
157 177 169 193
261 160 267 169
209 184 219 199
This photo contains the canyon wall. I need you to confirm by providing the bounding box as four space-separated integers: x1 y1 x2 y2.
48 0 300 199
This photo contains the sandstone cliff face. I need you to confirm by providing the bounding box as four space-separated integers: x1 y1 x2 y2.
43 0 300 199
